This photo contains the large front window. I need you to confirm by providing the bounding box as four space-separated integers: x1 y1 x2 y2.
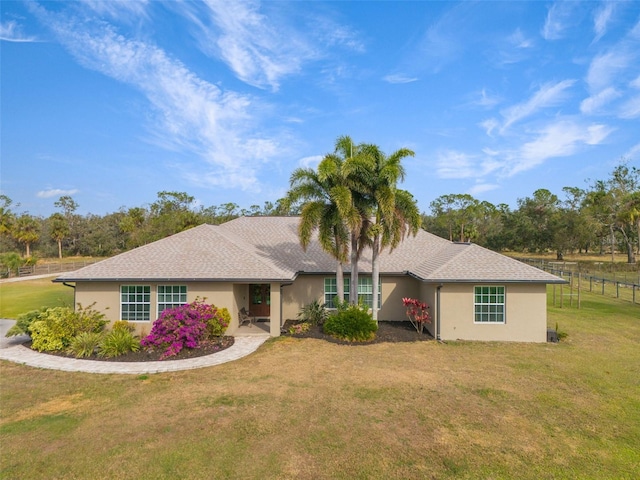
157 285 187 314
474 286 505 323
324 277 381 309
121 285 151 321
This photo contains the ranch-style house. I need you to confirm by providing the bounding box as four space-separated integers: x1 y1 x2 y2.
55 216 564 342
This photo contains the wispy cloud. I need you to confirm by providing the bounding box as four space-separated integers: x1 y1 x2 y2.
298 155 323 169
81 0 149 22
586 50 634 92
580 87 621 114
174 0 363 92
593 2 616 42
468 183 499 196
500 80 575 132
0 20 37 42
473 89 501 109
29 3 283 192
541 2 576 40
37 188 79 199
619 95 640 119
624 142 640 160
383 74 418 84
508 120 613 176
435 150 500 179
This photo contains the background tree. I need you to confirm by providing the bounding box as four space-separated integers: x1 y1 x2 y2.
48 213 69 259
54 195 80 254
12 214 40 257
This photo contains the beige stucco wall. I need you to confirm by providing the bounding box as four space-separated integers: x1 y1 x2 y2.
438 283 547 343
74 278 548 342
75 281 239 336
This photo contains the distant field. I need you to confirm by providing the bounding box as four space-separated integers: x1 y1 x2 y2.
0 277 74 318
0 288 638 479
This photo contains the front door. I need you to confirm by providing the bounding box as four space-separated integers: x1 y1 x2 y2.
250 284 270 318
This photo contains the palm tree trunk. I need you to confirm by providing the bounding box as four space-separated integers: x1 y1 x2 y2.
25 243 31 257
371 235 380 321
336 262 344 304
350 233 359 305
58 239 63 259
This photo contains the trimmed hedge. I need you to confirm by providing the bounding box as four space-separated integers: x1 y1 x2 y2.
323 305 377 342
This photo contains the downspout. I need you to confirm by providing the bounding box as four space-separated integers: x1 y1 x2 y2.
436 284 442 341
62 282 77 310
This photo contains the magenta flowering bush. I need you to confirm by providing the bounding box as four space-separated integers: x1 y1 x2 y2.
141 299 228 360
402 297 431 334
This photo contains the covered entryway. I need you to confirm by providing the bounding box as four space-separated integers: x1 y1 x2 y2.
249 284 270 318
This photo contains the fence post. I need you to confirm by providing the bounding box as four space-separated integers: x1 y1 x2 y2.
602 279 605 296
616 282 620 299
570 273 574 307
578 272 581 309
590 276 593 292
560 283 564 308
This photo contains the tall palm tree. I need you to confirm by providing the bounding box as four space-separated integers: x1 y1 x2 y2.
287 162 351 305
333 135 372 304
358 144 421 320
13 214 40 257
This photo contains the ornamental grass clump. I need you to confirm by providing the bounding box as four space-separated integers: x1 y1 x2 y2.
141 299 228 360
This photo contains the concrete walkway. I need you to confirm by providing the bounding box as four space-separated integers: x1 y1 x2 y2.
0 320 269 375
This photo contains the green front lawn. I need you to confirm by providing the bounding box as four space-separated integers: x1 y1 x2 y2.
0 289 638 479
0 277 74 319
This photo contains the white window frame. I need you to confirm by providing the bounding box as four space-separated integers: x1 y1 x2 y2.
323 277 381 309
474 285 505 324
120 285 151 322
157 285 188 315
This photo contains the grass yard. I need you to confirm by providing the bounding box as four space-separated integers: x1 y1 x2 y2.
0 277 74 319
1 291 639 479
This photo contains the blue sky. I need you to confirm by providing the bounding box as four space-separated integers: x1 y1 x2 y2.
2 1 639 218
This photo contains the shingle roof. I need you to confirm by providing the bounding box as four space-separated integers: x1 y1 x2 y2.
55 216 563 284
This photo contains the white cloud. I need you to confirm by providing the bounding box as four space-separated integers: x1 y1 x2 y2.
175 0 362 91
81 0 149 21
37 189 79 199
435 150 500 179
480 118 499 137
30 3 283 191
0 20 37 42
624 142 640 160
631 75 640 89
500 80 575 132
468 183 499 196
541 2 574 40
508 120 613 176
619 95 640 119
593 2 615 43
298 155 323 169
473 89 501 109
580 87 621 114
586 50 634 92
509 28 534 49
383 74 418 84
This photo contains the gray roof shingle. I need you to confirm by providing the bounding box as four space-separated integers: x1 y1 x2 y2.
56 216 563 284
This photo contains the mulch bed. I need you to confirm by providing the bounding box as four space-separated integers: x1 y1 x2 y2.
283 320 433 345
24 337 235 362
22 321 430 361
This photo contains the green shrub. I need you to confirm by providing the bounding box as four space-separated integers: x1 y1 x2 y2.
5 309 45 337
98 329 140 358
207 306 231 338
323 305 378 342
67 332 105 358
297 299 328 325
29 303 107 352
112 320 135 333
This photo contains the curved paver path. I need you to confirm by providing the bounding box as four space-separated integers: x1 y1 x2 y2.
0 319 268 374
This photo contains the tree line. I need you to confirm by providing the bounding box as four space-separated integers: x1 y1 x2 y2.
423 163 639 263
0 158 638 273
